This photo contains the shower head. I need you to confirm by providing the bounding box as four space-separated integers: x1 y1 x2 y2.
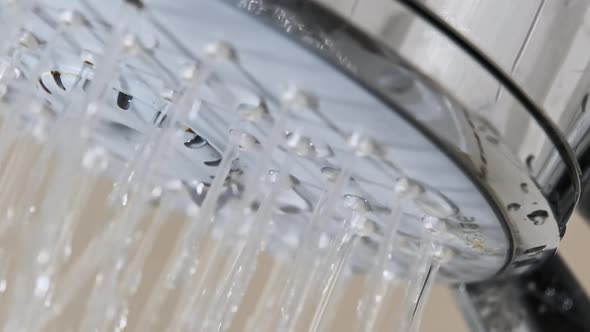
21 0 569 281
0 0 585 331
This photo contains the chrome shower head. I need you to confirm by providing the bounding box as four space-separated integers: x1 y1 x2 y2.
0 0 584 331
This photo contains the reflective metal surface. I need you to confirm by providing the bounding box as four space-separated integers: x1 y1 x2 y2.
4 0 499 284
225 0 570 280
23 0 585 284
316 0 590 262
2 0 589 330
318 0 590 230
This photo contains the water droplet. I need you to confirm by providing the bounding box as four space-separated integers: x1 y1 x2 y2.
151 186 163 200
160 88 176 101
527 210 549 225
415 190 458 219
63 245 72 258
139 32 159 51
350 215 375 237
0 279 7 293
5 208 14 220
37 250 50 264
115 258 125 271
129 273 142 295
433 246 454 262
561 298 573 311
395 177 424 199
282 86 318 111
283 230 299 248
18 30 40 49
507 203 521 211
321 166 341 182
382 270 395 281
205 40 237 62
237 132 260 151
237 102 268 121
82 146 109 172
123 33 142 54
348 132 382 157
423 216 447 233
343 194 370 212
34 275 51 297
80 50 95 66
267 169 282 183
315 143 334 158
286 133 316 157
185 203 200 217
31 120 49 142
118 316 128 330
166 180 183 191
59 9 87 26
318 233 331 249
545 287 556 297
106 304 117 320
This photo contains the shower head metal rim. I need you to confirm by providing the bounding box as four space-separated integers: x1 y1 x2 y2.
219 0 565 280
391 0 581 230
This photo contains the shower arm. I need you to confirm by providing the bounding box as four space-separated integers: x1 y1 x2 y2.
454 255 590 332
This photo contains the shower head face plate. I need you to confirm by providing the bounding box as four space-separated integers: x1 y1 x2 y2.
6 0 560 284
